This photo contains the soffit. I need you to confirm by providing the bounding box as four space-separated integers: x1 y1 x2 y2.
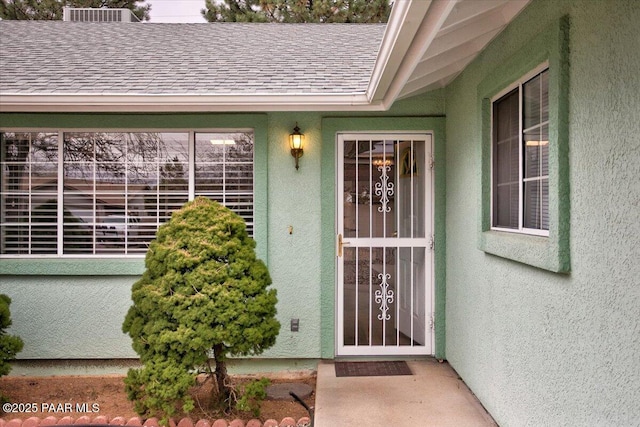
371 0 531 106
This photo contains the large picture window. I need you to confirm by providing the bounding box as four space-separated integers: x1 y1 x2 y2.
0 130 254 256
492 65 549 235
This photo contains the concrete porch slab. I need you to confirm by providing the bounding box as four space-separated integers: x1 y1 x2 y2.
314 359 496 427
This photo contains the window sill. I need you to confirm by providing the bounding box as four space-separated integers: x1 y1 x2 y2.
491 226 549 237
479 229 569 273
0 258 145 276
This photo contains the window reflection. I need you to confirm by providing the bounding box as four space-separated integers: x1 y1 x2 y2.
1 131 254 256
195 132 254 234
62 132 189 254
1 132 59 254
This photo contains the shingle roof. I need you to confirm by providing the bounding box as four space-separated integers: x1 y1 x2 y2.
0 21 385 96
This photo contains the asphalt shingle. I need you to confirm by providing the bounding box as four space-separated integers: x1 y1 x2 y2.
0 21 385 96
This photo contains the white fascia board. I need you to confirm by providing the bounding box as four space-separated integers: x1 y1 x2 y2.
378 0 458 109
0 93 388 113
366 0 432 104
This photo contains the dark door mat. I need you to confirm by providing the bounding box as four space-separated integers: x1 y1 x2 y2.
334 361 412 377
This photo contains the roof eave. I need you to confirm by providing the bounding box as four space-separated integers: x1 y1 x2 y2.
0 93 388 113
368 0 532 106
366 0 457 108
366 0 433 106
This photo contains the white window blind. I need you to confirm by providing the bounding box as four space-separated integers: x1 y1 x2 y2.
0 131 254 256
195 133 254 235
0 132 59 254
492 67 549 235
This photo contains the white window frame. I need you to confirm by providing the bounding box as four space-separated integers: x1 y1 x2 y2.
0 128 255 258
490 62 550 237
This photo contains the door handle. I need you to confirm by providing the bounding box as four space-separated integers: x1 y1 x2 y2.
338 233 351 257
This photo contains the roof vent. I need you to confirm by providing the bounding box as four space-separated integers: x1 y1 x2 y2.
62 7 140 22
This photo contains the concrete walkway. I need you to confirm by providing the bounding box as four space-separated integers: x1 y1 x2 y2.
314 359 497 427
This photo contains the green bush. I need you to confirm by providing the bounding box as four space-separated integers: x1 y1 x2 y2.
122 197 280 421
236 378 271 417
0 294 24 377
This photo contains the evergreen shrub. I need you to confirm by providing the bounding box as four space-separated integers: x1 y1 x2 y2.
122 197 280 421
0 294 24 404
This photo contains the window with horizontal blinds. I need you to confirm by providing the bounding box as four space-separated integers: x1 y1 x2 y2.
0 131 254 256
0 132 59 254
522 70 549 231
195 132 254 235
491 67 549 235
492 88 520 229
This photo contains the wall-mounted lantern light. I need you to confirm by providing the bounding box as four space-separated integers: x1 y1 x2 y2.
289 123 304 170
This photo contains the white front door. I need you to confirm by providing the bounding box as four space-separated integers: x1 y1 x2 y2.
336 133 434 356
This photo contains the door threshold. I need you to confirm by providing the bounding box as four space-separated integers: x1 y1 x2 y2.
333 355 435 362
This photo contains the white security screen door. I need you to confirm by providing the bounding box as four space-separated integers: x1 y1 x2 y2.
337 133 434 356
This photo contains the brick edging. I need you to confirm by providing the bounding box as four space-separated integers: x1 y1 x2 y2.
0 416 312 427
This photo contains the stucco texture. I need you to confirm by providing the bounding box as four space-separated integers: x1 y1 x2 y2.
1 93 446 364
2 276 138 359
444 0 640 425
261 112 324 359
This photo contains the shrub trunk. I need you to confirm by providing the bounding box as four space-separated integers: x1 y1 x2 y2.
213 344 232 409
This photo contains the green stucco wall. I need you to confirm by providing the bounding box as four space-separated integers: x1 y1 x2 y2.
443 0 640 425
0 92 446 364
